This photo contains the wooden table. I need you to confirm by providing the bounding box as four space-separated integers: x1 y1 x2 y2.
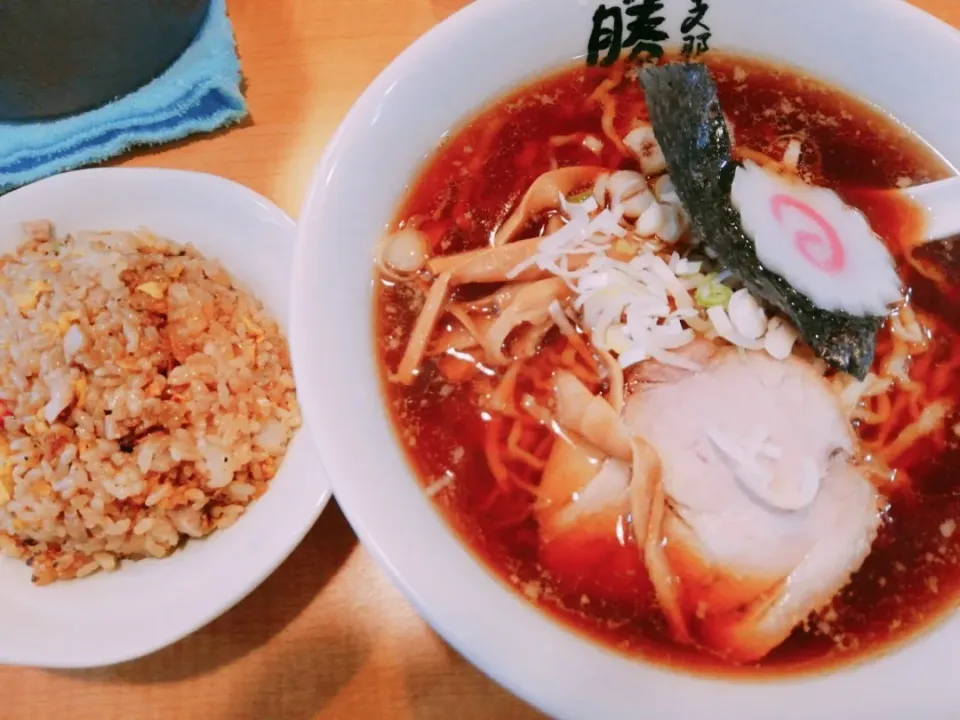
2 1 959 718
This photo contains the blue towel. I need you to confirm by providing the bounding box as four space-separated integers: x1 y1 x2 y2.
0 0 247 194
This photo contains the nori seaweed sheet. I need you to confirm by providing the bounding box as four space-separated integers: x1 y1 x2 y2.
639 62 881 380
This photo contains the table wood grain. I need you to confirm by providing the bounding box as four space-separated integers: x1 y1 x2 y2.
2 1 959 718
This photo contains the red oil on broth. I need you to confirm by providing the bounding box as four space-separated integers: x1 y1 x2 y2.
374 52 960 675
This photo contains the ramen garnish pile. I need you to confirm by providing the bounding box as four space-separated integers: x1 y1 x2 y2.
375 52 960 673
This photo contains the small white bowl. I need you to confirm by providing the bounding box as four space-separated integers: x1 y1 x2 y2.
292 0 960 717
0 168 330 668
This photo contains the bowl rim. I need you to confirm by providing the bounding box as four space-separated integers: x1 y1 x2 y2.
0 167 331 668
292 0 960 716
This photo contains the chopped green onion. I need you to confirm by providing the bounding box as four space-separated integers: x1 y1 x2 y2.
696 273 733 308
566 189 593 203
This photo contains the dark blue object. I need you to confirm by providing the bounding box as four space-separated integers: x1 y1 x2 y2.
0 0 212 121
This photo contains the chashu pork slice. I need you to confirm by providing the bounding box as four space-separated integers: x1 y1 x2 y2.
624 347 882 662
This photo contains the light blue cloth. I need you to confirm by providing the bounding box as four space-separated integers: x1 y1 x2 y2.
0 0 247 193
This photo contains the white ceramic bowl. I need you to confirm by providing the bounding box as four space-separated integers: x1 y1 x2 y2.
0 168 330 668
292 1 960 717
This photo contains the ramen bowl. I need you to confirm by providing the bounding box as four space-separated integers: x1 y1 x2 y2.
291 0 960 717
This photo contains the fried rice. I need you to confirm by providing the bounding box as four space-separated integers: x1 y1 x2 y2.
0 221 300 584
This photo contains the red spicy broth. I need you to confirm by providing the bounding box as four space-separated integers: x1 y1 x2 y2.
374 51 960 675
